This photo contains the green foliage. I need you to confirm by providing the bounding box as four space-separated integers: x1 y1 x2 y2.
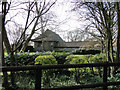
5 52 40 66
88 54 107 77
5 51 69 66
51 51 70 64
46 74 77 88
4 52 119 89
65 55 92 64
65 54 106 83
4 52 109 89
65 54 106 64
108 74 120 89
65 55 93 83
35 55 57 65
72 48 101 55
15 71 35 89
35 55 57 88
89 53 107 63
5 52 53 66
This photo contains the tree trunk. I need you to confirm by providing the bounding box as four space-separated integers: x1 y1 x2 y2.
2 2 9 89
113 2 120 76
110 35 115 62
10 51 16 87
3 28 11 54
116 2 120 62
101 40 105 53
107 39 111 62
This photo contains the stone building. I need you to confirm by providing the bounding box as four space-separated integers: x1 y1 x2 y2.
32 29 65 51
32 29 101 52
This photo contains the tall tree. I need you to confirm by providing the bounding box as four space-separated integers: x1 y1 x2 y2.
74 2 116 63
2 1 9 89
116 2 120 62
1 0 57 87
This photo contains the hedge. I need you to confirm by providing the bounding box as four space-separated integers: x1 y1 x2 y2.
35 55 57 65
72 48 101 55
51 51 70 64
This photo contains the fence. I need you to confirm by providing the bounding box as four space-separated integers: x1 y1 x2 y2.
1 62 120 90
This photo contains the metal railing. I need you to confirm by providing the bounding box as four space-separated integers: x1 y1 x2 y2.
1 62 120 90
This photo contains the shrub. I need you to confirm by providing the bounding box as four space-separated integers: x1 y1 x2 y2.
65 54 106 83
88 54 107 77
89 53 107 63
72 48 101 55
35 55 57 87
65 55 92 64
108 73 120 89
35 55 57 65
5 52 54 66
5 52 40 66
65 55 92 83
52 51 70 64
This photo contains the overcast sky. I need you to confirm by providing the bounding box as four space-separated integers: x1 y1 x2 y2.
50 0 90 41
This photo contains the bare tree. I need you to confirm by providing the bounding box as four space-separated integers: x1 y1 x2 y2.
74 2 117 63
66 29 87 42
1 0 57 87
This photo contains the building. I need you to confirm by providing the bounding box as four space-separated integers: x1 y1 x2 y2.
31 29 101 52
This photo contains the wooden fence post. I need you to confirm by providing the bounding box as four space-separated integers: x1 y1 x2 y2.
103 66 108 90
35 64 42 90
1 3 4 65
1 12 9 90
0 13 2 89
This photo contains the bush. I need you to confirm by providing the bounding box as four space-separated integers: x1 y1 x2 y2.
65 54 106 83
88 54 107 77
5 52 40 66
35 55 57 65
89 53 107 63
72 48 101 55
5 52 54 66
108 73 120 89
65 55 92 64
65 55 92 83
51 51 70 64
35 55 57 87
5 51 70 66
65 54 106 64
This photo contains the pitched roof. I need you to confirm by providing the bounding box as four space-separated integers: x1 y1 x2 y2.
32 29 64 42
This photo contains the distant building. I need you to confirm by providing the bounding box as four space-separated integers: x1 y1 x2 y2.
31 29 101 52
